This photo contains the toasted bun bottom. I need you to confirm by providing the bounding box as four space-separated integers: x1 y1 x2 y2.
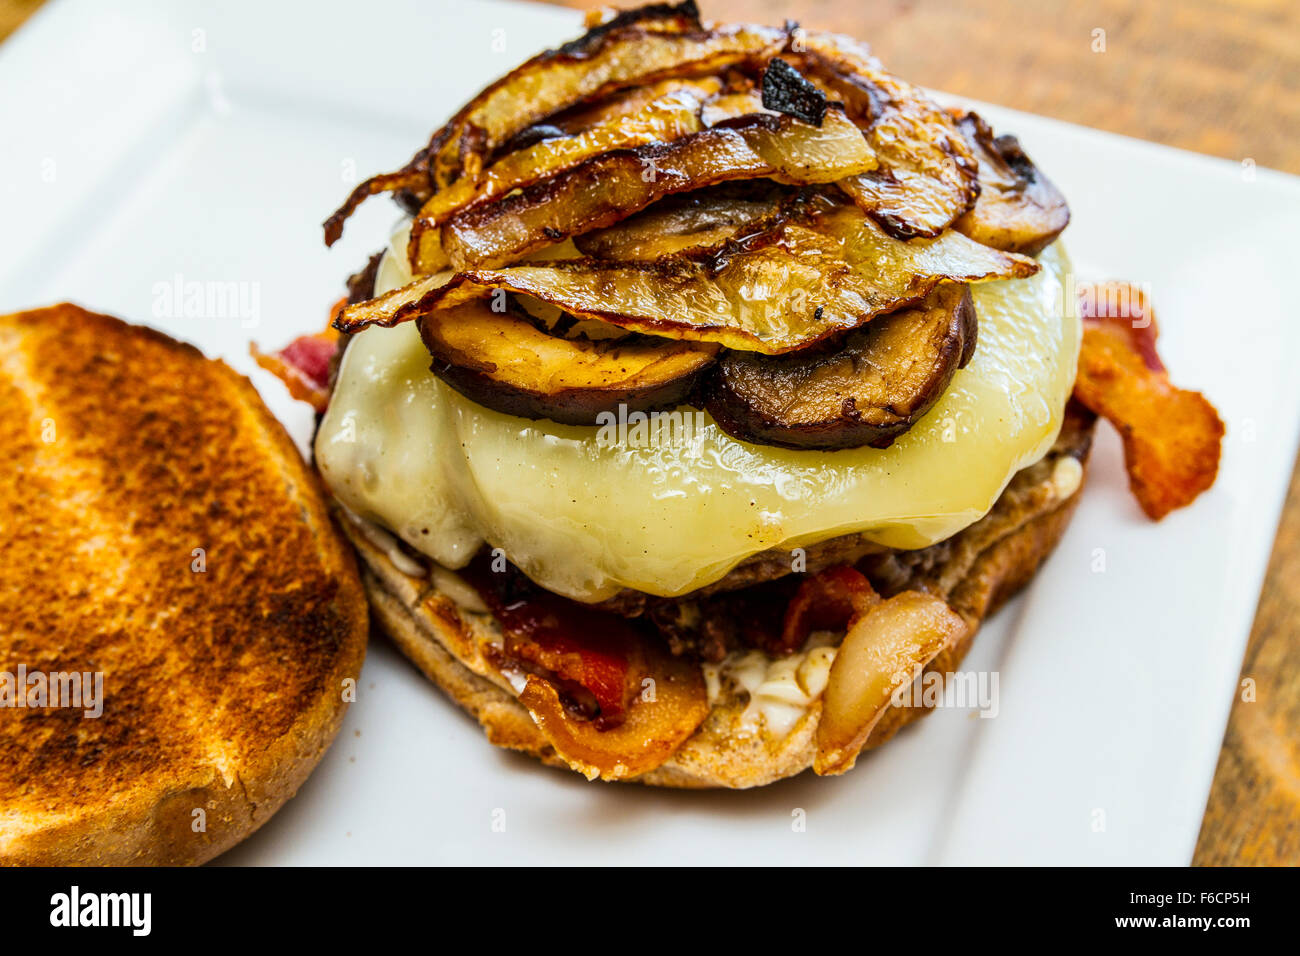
0 305 369 864
347 413 1094 789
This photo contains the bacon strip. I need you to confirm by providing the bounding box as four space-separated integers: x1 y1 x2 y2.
250 300 342 412
461 555 639 723
949 110 1069 256
1073 282 1223 520
460 554 708 780
780 566 880 654
519 658 708 781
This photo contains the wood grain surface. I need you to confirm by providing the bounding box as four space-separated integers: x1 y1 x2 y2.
3 0 1296 865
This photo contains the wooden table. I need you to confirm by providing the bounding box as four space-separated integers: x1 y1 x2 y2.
4 0 1296 865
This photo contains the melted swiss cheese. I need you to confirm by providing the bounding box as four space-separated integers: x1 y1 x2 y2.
316 220 1079 601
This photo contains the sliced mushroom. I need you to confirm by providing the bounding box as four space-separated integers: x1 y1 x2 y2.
416 301 717 426
951 111 1070 256
705 283 976 450
814 590 967 776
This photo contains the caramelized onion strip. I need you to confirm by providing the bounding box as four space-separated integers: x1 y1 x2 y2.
814 590 966 775
427 18 787 189
793 33 980 239
418 109 878 272
350 201 1034 353
320 4 782 245
410 81 721 270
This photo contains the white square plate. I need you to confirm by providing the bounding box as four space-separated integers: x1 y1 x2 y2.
3 0 1297 865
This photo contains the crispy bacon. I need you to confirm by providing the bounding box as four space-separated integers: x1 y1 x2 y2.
250 300 343 412
518 655 708 781
779 565 880 654
461 553 708 779
507 628 631 724
461 555 640 723
1073 282 1223 520
1078 280 1163 370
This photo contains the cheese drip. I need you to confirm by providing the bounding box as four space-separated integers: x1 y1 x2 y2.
317 220 1079 602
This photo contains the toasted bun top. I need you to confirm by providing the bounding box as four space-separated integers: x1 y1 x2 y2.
0 304 367 865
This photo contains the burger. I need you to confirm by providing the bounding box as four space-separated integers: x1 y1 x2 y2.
257 1 1223 787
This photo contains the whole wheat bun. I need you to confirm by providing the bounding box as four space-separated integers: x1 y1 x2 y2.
0 305 368 864
347 405 1095 788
